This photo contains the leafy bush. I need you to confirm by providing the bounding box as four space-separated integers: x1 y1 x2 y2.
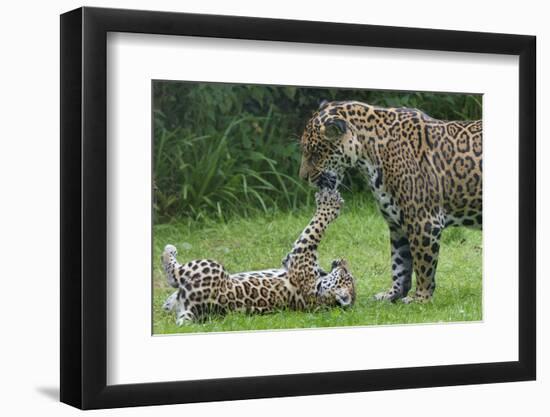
153 82 482 223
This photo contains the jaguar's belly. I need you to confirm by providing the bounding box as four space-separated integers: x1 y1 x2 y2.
371 185 482 230
230 269 286 280
443 192 483 229
444 210 482 228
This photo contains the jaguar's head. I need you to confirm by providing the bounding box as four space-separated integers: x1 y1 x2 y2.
299 101 362 190
316 258 356 308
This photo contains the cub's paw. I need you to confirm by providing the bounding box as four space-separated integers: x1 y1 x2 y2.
315 189 344 211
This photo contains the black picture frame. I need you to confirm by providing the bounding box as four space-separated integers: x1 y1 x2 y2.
60 6 536 410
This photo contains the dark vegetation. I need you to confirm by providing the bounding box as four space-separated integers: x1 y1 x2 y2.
153 81 481 224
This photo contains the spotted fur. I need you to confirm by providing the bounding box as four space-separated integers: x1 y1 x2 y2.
299 100 482 303
161 189 356 325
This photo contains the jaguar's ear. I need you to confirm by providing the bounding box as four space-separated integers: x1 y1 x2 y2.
321 118 347 141
319 99 329 109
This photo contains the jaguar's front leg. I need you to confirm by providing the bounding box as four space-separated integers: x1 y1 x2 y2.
375 225 413 302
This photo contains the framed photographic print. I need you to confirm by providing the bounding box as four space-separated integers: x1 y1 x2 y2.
60 6 536 409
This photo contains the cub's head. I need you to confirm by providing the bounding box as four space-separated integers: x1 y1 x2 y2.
299 101 363 189
317 258 356 308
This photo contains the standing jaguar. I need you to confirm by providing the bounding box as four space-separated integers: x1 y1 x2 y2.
299 100 482 303
161 188 356 324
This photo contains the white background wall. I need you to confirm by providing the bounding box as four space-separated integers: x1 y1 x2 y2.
0 0 545 415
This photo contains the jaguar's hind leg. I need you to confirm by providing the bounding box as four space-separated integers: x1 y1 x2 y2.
161 244 180 288
175 308 196 326
401 220 442 304
172 291 196 325
162 290 178 312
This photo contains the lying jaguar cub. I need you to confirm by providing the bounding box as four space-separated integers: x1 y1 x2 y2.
161 189 356 325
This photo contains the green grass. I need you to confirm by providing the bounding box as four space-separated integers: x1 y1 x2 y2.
152 195 482 334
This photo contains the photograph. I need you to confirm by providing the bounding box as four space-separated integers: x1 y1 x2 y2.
54 3 537 411
152 81 483 334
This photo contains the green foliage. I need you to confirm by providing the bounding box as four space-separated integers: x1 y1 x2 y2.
153 81 482 223
152 195 482 334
